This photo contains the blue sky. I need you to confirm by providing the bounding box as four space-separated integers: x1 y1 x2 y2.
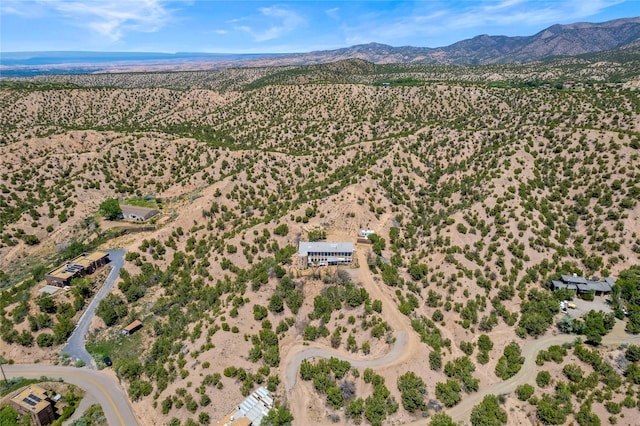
1 1 638 53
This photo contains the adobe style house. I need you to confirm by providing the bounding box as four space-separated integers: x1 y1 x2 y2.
44 251 109 287
216 386 273 426
10 385 56 426
551 274 615 296
298 242 354 267
119 204 159 221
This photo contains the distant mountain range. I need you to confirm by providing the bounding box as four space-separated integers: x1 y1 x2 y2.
259 17 640 66
1 17 639 77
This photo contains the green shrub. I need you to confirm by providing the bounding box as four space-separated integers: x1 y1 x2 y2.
515 384 534 401
536 371 551 387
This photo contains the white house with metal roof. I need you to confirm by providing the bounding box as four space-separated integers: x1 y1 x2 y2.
298 241 354 267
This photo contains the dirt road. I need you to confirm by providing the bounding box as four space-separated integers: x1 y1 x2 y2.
447 323 640 423
282 247 640 425
282 249 422 423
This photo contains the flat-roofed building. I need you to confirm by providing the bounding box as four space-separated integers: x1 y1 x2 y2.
551 274 615 296
216 386 273 426
120 205 159 221
10 385 56 426
44 251 109 287
298 241 354 267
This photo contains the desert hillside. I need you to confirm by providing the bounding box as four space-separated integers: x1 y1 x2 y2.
1 59 640 426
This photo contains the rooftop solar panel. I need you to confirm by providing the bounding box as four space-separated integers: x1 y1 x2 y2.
22 397 36 406
29 394 42 402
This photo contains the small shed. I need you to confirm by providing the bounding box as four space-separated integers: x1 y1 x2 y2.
358 230 376 238
122 320 143 335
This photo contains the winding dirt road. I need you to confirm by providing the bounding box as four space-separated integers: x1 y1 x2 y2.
282 248 640 425
282 248 422 423
447 324 640 424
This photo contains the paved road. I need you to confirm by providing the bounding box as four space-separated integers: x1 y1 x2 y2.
62 249 126 367
4 364 137 426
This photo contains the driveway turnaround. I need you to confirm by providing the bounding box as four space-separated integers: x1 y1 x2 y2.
63 249 126 367
4 364 138 426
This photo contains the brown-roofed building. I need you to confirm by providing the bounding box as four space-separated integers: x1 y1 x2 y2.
44 251 109 287
123 320 143 335
10 385 56 426
120 205 159 221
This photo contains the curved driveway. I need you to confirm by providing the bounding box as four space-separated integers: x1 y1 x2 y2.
4 364 137 426
63 249 126 367
282 248 640 425
285 331 408 391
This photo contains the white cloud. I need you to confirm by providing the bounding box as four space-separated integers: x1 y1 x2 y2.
47 0 172 41
483 0 527 12
343 0 625 46
0 0 46 17
449 0 625 29
0 5 27 16
325 7 339 19
234 6 305 42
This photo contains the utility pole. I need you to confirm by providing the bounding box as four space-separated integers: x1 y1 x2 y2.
0 360 7 383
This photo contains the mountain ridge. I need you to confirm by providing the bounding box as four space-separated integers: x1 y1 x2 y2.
1 17 639 76
262 17 640 66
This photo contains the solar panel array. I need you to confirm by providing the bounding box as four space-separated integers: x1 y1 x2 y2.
22 397 37 406
21 393 43 408
62 264 84 274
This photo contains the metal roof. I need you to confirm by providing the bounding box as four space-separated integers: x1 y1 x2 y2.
298 241 354 257
561 274 588 284
120 204 159 217
124 320 143 332
553 275 615 293
216 386 273 426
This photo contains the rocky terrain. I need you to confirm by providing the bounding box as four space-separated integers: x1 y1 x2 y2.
1 52 640 426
